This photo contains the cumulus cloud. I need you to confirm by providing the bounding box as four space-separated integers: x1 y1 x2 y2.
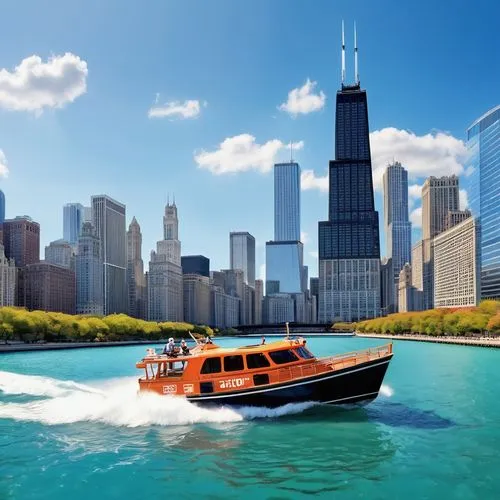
0 150 8 177
148 99 204 119
0 53 88 113
301 169 328 192
194 134 303 175
370 127 468 191
279 79 326 116
459 189 469 210
410 207 422 229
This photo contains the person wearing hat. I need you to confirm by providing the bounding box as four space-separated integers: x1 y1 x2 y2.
163 337 176 357
180 339 190 355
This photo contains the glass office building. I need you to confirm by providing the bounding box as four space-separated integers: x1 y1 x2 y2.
265 241 303 294
274 162 300 241
466 105 500 299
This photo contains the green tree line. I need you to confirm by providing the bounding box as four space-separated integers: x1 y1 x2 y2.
0 307 213 343
355 300 500 336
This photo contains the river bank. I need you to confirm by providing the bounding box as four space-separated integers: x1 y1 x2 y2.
0 340 169 354
356 333 500 348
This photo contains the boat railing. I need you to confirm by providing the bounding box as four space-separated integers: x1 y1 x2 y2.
275 343 392 384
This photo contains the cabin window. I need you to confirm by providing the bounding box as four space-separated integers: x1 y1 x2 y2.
295 347 315 359
268 349 299 365
223 355 244 372
200 357 222 374
246 353 271 369
253 374 269 386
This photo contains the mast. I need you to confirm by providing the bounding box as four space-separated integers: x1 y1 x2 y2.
354 21 359 84
341 20 346 84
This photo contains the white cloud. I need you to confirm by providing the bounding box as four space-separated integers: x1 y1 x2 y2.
279 79 326 116
408 184 423 200
410 207 422 229
194 134 303 175
309 251 318 259
258 263 266 281
301 169 328 192
0 53 88 113
0 150 8 177
148 99 203 119
370 128 468 191
459 189 469 210
301 231 309 244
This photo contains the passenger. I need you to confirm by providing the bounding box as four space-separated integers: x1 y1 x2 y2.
261 336 266 345
205 336 213 344
180 339 190 355
163 337 177 357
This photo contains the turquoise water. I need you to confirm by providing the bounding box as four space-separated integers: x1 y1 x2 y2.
1 337 499 500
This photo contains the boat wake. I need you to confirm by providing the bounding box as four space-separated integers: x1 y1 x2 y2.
0 371 316 427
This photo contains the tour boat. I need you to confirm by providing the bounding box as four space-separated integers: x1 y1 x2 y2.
136 334 393 408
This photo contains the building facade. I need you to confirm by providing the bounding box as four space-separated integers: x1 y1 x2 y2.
0 243 16 306
76 222 103 315
229 232 255 287
45 239 74 269
383 161 412 312
254 279 263 324
63 203 85 246
263 294 295 324
181 255 209 277
274 162 300 241
1 216 40 268
434 217 480 308
265 241 304 294
183 274 211 325
91 195 127 315
148 202 183 322
421 175 460 309
380 257 393 316
25 261 76 314
466 105 500 299
444 210 471 231
398 263 413 313
127 217 147 319
0 190 5 224
411 241 424 311
318 77 380 322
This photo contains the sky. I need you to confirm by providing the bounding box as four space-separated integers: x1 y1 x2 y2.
0 0 499 282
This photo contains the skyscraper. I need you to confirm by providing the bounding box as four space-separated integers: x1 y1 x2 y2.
274 162 300 241
0 243 16 306
318 25 380 322
91 195 127 315
230 232 255 287
148 202 183 321
76 222 103 315
181 255 210 277
63 203 85 246
383 161 412 312
421 175 459 309
45 239 74 269
127 217 146 319
466 105 500 299
0 190 5 224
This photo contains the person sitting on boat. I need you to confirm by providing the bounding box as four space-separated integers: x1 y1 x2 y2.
180 339 190 355
163 338 177 357
205 336 213 344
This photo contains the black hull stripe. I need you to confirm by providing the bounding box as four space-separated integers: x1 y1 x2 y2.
323 391 379 404
187 358 391 401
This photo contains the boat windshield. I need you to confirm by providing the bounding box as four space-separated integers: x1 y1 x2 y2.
268 349 299 365
294 346 315 359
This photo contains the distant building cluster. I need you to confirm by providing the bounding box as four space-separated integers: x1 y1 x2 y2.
0 57 498 325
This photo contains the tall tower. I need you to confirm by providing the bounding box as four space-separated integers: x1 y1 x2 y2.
421 175 459 309
147 202 183 321
274 162 300 241
127 217 146 318
230 232 256 287
383 161 412 312
466 105 500 299
91 195 127 315
318 23 380 322
63 203 85 245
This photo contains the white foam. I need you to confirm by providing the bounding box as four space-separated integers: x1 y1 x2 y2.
0 371 315 427
380 384 394 397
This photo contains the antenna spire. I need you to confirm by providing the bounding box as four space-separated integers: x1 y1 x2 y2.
341 20 346 84
290 141 293 163
354 21 359 84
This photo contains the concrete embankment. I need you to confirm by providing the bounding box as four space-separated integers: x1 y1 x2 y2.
356 333 500 348
0 340 167 354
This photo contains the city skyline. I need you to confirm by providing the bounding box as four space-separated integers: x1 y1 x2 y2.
0 1 498 280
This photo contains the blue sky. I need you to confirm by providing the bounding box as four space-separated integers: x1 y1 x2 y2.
0 0 498 281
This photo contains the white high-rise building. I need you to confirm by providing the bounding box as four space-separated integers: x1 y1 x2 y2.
91 195 127 315
76 222 103 315
148 202 183 322
45 239 74 269
230 232 255 287
0 243 16 306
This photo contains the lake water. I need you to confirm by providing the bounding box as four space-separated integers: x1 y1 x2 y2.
1 336 499 499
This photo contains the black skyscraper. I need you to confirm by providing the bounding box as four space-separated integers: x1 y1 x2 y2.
318 23 380 322
319 83 380 260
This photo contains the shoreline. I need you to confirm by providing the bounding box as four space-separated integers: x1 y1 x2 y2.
356 333 500 348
